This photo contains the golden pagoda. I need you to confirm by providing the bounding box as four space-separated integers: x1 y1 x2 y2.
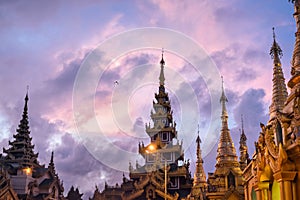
205 78 244 200
239 116 250 172
243 1 300 198
185 127 207 200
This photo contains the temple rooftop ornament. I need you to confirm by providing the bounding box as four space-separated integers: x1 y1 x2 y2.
269 27 288 120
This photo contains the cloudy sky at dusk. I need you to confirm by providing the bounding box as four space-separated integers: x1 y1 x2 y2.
0 0 297 199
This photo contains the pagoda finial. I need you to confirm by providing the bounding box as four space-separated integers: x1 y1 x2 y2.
239 115 249 171
50 151 54 164
160 48 165 65
241 114 244 133
24 86 29 113
220 76 228 129
193 124 206 187
19 88 30 136
159 48 165 85
216 77 238 168
270 27 283 64
26 85 29 97
269 28 288 119
196 124 201 160
48 151 56 174
196 124 201 144
240 114 247 141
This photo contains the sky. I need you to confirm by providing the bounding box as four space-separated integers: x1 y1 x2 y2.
0 0 297 199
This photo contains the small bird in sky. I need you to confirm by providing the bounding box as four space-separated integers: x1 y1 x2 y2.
114 80 119 86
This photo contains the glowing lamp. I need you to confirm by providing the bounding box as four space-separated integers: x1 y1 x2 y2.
23 167 32 175
148 144 156 152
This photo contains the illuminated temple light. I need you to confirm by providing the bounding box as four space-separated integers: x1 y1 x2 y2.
23 167 32 175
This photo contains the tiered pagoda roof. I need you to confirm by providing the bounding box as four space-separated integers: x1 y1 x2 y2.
2 92 40 169
215 77 239 169
269 27 288 120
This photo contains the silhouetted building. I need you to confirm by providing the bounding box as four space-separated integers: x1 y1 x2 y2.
0 92 65 200
91 53 194 200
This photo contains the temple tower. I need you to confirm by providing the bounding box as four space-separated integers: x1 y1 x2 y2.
242 25 300 200
2 92 40 169
215 77 239 169
193 126 206 187
139 51 183 169
97 52 193 200
187 126 207 200
0 91 65 199
239 115 249 171
269 27 288 120
206 77 244 200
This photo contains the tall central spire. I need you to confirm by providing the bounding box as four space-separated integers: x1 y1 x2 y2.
216 77 238 167
220 76 229 130
269 28 288 119
159 48 165 86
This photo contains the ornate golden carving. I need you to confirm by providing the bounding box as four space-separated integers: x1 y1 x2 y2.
293 89 300 120
264 127 279 159
133 175 150 190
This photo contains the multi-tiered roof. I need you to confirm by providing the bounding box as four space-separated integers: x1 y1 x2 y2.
2 92 40 169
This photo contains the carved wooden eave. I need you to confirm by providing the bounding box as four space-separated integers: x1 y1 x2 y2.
133 175 150 190
287 75 300 89
150 174 165 191
276 110 292 123
273 171 297 182
155 171 166 182
155 189 179 200
121 189 144 200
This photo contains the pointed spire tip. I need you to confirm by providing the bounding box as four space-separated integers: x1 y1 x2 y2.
241 114 244 129
160 48 165 65
241 114 245 135
196 124 201 143
220 76 228 103
159 49 165 85
50 151 54 163
270 27 283 59
25 85 29 102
